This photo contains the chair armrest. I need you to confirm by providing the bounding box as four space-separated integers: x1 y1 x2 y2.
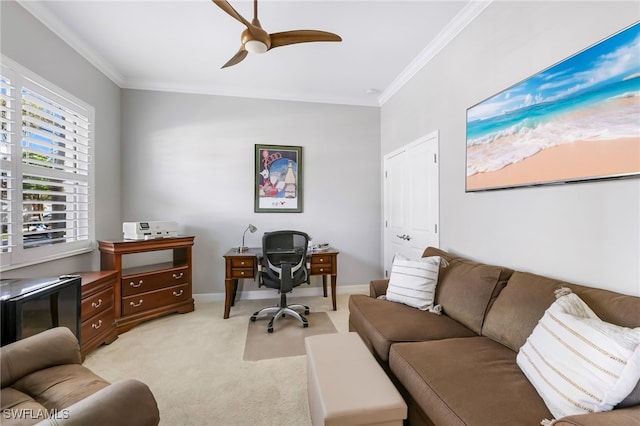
369 279 390 298
35 379 160 426
552 405 640 426
1 327 81 388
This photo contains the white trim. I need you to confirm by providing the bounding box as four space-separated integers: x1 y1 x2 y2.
193 284 369 303
17 0 490 107
16 0 124 86
378 0 492 105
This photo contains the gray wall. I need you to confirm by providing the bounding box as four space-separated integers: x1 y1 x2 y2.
3 0 638 299
121 90 381 295
1 1 122 278
382 1 640 296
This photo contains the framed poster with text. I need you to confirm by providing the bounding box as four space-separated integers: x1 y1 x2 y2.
255 144 303 213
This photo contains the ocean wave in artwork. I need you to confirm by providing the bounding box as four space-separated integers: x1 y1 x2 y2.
466 77 640 177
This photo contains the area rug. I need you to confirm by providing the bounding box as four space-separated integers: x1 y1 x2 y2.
243 311 337 361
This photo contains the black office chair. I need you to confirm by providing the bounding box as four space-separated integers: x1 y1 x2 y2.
250 230 311 333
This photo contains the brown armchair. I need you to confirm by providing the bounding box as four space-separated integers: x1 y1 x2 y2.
1 327 160 426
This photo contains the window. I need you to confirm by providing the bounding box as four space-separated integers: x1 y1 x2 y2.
1 57 94 270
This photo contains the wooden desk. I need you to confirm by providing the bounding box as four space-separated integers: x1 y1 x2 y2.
223 247 339 319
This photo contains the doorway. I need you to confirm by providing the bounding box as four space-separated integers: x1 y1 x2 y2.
383 130 440 277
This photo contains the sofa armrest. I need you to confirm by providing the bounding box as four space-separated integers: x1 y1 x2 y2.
1 327 81 388
35 379 160 426
552 405 640 426
369 279 390 298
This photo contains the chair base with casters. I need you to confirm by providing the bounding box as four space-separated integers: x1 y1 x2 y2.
250 292 310 333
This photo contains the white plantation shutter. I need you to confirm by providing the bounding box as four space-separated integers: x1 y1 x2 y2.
1 72 15 262
1 57 94 269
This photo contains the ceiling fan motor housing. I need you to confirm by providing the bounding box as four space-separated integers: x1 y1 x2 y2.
242 28 270 53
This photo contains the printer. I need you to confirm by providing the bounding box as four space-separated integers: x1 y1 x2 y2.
123 221 178 240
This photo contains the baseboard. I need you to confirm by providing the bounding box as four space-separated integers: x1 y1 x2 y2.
193 284 368 303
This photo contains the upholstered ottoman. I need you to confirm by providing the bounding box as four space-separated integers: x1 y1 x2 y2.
305 332 407 426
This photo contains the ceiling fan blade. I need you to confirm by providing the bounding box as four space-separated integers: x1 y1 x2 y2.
212 0 251 27
222 48 248 68
269 30 342 49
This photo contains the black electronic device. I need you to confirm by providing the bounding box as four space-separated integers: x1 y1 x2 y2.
0 276 81 346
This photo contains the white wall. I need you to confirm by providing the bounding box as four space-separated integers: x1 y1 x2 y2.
382 1 640 296
1 1 122 278
121 90 381 295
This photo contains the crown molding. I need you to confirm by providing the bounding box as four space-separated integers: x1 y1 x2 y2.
18 0 491 107
17 0 125 86
378 0 492 106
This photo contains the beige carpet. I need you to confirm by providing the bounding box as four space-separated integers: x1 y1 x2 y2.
83 291 364 426
244 311 337 361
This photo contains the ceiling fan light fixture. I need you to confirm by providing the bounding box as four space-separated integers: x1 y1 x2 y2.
245 40 268 54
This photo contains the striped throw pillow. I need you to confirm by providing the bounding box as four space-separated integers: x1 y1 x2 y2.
385 254 441 311
516 288 640 421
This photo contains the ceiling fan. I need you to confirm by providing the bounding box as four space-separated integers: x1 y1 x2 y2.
212 0 342 68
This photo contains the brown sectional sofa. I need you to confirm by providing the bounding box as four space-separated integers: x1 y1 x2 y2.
348 247 640 425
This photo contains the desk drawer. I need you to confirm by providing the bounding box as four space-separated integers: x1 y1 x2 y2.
311 255 333 274
231 268 255 279
231 258 255 268
122 283 190 316
122 267 188 296
81 287 113 320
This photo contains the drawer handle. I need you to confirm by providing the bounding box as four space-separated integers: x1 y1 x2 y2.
240 261 245 266
130 280 143 288
92 320 103 329
91 298 103 308
173 272 184 279
319 268 324 272
130 300 143 308
240 271 245 276
319 258 325 262
173 290 184 297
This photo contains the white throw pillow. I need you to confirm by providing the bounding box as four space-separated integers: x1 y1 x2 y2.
516 288 640 421
385 254 441 311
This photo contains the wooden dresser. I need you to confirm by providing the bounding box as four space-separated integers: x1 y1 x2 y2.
76 270 119 359
98 236 195 333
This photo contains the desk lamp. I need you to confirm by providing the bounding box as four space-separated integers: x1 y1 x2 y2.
239 224 257 252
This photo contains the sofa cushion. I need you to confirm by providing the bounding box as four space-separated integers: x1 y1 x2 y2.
433 252 513 334
517 289 640 419
389 337 553 426
482 271 640 352
1 387 48 425
385 254 442 311
12 364 110 411
348 294 476 363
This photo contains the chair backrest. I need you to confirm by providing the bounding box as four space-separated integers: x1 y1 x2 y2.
261 230 310 292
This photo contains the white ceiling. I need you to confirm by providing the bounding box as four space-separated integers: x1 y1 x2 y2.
19 0 491 106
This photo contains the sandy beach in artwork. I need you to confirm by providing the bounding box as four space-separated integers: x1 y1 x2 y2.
466 137 640 191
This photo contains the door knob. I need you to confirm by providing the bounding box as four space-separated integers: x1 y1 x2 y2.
396 234 412 241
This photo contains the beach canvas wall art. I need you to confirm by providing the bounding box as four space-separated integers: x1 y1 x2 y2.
466 22 640 192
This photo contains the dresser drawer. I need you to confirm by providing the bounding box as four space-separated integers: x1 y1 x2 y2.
122 267 188 296
81 307 116 343
81 287 113 321
122 283 190 316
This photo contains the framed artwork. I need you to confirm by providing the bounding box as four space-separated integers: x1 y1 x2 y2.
255 144 303 213
466 22 640 192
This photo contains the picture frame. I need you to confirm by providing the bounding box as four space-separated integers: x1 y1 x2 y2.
465 22 640 192
255 144 303 213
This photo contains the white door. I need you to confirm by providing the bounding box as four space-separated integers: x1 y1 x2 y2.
383 131 439 278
